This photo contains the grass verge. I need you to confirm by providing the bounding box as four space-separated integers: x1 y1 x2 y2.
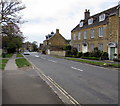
2 53 13 58
0 59 9 70
16 54 24 57
53 56 120 68
15 58 31 68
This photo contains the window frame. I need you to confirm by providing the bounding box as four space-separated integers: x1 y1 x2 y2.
78 32 81 40
90 29 95 38
77 44 80 52
88 18 93 25
84 31 87 39
98 27 104 37
90 44 94 52
99 14 106 22
98 43 103 51
79 21 83 27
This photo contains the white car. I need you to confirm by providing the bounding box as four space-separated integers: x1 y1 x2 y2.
23 51 30 55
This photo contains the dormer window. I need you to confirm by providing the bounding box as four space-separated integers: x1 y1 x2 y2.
88 18 93 25
79 21 83 27
99 14 105 22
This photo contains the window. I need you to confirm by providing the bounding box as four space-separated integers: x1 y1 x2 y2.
84 31 87 39
78 44 80 52
99 14 105 22
98 27 104 37
73 33 76 40
79 21 83 27
78 32 81 40
88 18 93 25
91 29 94 38
98 43 103 51
90 44 94 52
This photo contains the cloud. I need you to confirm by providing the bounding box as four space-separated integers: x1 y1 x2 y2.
21 0 119 44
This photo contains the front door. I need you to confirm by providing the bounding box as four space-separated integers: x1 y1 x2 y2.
110 47 115 60
82 44 87 53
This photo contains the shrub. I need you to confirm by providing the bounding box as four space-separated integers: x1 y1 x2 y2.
92 47 102 57
83 52 90 57
71 47 78 56
77 52 83 58
64 45 72 50
65 50 72 57
101 52 109 60
113 58 120 62
2 53 6 58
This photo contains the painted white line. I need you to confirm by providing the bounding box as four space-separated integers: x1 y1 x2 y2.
48 59 57 63
23 55 80 105
41 57 46 60
71 67 83 72
35 55 39 57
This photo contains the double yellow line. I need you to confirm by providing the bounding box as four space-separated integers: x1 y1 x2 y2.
23 55 81 105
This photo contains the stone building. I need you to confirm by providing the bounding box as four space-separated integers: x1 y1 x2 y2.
71 5 120 60
43 29 68 56
21 42 33 52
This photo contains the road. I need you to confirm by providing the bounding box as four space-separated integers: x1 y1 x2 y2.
25 52 118 105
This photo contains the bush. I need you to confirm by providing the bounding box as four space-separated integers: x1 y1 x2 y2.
2 53 6 58
65 50 72 57
91 47 102 57
71 47 78 56
83 52 90 57
64 45 72 50
113 58 120 62
101 52 109 60
77 52 83 58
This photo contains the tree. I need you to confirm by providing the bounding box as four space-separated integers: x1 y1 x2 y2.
32 41 38 52
0 0 26 53
0 0 26 26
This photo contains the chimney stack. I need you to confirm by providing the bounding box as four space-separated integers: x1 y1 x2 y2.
56 29 59 34
84 9 90 19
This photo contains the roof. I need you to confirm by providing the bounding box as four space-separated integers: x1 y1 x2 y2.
71 5 118 32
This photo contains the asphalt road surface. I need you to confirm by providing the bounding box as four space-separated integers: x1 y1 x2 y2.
25 52 118 105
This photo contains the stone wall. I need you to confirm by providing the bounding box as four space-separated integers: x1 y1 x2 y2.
49 51 66 56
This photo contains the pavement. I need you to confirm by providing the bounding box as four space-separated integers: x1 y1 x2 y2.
3 54 64 104
0 69 2 106
5 54 17 71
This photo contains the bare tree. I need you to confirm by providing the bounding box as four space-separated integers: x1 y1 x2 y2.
0 0 26 26
0 0 26 53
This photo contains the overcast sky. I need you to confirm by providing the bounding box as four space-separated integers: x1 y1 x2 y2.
21 0 119 45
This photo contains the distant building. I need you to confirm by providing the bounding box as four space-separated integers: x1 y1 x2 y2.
43 29 68 56
71 5 120 60
21 42 33 52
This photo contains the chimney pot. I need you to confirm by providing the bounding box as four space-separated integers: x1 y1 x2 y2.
56 29 59 33
84 9 90 19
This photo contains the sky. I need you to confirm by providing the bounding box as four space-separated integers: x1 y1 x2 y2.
20 0 119 45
